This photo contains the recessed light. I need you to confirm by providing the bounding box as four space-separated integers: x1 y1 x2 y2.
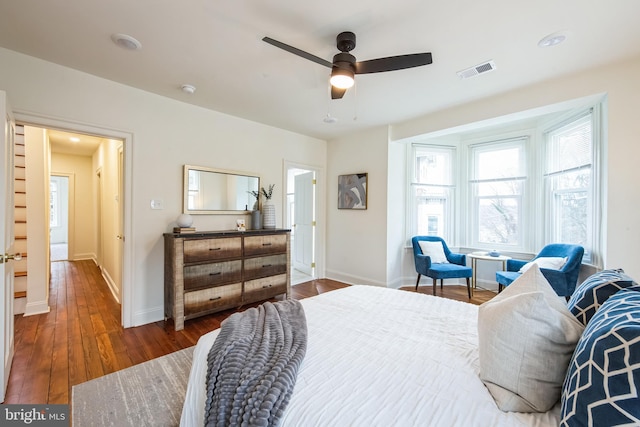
111 33 142 51
181 84 196 94
538 31 568 48
69 137 80 142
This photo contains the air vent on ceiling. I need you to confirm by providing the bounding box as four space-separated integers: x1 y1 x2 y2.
457 60 497 79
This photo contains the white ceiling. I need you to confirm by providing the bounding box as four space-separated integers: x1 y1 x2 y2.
1 1 640 140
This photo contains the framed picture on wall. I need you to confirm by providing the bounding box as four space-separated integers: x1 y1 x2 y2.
338 173 368 210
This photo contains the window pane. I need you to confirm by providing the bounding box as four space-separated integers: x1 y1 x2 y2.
415 148 452 185
416 196 446 236
50 181 58 227
474 145 525 180
477 180 522 197
555 190 587 244
478 197 519 244
547 115 591 174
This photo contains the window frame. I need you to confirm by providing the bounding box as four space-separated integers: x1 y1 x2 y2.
407 144 457 243
405 101 603 266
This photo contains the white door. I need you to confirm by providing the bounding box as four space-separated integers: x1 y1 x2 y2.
0 90 17 402
293 172 314 276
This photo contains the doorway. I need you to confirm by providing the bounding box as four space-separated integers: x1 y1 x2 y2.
20 122 128 324
49 175 69 261
286 165 318 285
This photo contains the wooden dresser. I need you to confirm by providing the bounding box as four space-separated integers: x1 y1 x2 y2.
164 229 290 330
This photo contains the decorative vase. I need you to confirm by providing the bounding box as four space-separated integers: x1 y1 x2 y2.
176 214 193 228
262 201 276 229
251 210 262 230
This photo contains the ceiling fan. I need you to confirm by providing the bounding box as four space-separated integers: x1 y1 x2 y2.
262 31 433 99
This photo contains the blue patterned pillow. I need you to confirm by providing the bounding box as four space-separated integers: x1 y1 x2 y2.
567 269 639 326
560 289 640 426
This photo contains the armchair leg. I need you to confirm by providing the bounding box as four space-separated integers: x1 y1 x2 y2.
432 278 437 296
415 274 421 291
498 283 503 293
466 277 471 299
440 279 444 290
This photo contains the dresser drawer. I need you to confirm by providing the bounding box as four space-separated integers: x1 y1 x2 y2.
183 260 242 290
244 254 287 280
183 237 242 263
184 282 242 317
244 234 287 256
244 273 288 298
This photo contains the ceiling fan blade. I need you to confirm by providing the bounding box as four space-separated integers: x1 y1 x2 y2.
331 86 347 100
355 53 433 74
262 37 332 68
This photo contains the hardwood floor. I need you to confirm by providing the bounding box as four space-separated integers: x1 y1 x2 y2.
4 260 495 404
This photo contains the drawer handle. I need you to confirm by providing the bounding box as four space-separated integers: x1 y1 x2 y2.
262 284 273 289
209 272 221 276
262 264 272 268
262 243 272 246
209 296 222 301
209 247 221 251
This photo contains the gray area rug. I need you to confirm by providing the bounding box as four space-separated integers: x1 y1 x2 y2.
72 347 194 427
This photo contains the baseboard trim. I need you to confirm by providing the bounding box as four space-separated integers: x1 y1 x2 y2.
24 300 51 316
100 267 121 304
132 306 164 327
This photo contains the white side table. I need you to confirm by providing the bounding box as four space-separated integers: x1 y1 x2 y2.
468 252 511 292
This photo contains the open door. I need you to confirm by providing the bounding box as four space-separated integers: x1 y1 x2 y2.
0 90 17 402
293 171 314 276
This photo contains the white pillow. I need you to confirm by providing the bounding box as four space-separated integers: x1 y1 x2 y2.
519 256 567 273
477 264 584 412
417 240 449 264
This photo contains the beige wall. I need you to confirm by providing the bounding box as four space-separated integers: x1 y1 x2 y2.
0 47 327 326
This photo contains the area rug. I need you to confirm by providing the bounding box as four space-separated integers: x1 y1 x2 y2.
72 347 193 426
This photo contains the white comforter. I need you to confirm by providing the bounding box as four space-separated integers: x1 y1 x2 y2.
181 285 560 426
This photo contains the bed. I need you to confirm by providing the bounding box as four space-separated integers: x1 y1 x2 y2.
180 285 561 426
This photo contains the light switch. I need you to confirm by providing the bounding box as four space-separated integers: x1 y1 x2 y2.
150 199 164 209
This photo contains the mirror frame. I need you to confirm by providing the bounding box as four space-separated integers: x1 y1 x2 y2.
183 164 260 214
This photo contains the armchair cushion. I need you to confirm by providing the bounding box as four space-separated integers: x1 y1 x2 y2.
417 240 449 264
567 268 640 326
479 265 585 412
519 256 568 273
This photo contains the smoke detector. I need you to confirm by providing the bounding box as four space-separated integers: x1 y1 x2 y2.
111 33 142 51
181 84 196 94
456 60 497 79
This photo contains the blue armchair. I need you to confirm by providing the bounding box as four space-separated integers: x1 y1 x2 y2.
495 243 584 297
412 236 472 298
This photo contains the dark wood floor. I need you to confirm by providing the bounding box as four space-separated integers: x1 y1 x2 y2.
3 260 495 404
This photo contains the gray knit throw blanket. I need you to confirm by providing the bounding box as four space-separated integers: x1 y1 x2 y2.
203 299 307 427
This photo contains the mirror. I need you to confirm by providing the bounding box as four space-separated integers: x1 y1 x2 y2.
183 165 260 214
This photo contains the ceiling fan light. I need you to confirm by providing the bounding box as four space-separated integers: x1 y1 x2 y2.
330 68 354 89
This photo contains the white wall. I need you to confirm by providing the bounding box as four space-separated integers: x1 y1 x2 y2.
0 47 327 326
326 126 389 286
324 55 640 287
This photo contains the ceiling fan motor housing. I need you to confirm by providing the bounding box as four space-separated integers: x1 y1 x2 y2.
336 31 356 52
333 52 356 71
